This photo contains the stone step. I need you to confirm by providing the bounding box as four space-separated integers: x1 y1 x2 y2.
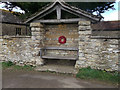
35 65 78 75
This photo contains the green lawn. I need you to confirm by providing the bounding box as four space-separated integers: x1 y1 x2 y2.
2 61 35 71
76 67 119 84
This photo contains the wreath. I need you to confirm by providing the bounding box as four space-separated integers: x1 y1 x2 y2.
58 36 66 44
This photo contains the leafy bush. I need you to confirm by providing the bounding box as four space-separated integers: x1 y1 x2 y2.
76 67 119 83
2 61 14 68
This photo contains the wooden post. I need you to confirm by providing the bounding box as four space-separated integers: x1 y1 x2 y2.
56 6 61 19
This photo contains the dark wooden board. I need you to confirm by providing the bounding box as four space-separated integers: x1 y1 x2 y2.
42 55 78 60
43 47 78 50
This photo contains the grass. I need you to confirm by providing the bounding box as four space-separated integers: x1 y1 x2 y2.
76 67 119 84
2 61 14 68
2 61 35 71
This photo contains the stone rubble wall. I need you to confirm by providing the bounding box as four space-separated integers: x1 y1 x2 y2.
1 37 35 66
75 21 119 71
0 21 119 71
0 23 45 66
44 24 78 47
0 36 4 62
44 24 78 57
30 23 45 65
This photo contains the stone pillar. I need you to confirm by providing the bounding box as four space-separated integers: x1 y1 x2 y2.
75 21 92 68
0 24 2 37
30 23 45 66
0 38 4 62
0 17 3 62
118 39 120 72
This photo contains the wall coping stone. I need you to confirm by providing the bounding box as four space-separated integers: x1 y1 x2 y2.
90 36 120 39
30 23 43 27
78 21 91 26
0 36 2 39
3 35 31 38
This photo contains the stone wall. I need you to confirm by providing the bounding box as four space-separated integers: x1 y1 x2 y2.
0 21 119 71
30 23 45 65
1 37 34 65
75 21 119 71
44 24 78 57
0 22 3 61
0 23 2 36
0 23 45 66
44 24 78 47
0 37 3 62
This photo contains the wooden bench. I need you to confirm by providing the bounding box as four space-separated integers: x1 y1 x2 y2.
40 47 79 60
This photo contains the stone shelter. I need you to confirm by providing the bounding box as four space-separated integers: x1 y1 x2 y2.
0 0 119 71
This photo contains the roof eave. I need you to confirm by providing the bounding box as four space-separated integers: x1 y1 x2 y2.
25 1 101 23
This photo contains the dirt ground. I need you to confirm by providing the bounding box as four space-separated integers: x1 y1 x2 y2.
2 69 117 88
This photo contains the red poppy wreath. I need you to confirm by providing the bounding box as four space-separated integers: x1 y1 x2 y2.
58 36 66 44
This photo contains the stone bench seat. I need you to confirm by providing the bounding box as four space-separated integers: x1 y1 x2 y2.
40 47 78 60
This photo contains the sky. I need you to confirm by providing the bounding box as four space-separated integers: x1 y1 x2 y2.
0 2 25 13
101 0 120 21
0 1 120 21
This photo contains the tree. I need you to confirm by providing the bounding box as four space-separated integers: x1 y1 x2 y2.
3 2 49 14
68 2 115 17
1 2 115 18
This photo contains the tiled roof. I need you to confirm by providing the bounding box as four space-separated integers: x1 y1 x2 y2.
25 0 102 23
0 9 22 24
91 21 120 39
91 21 120 30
